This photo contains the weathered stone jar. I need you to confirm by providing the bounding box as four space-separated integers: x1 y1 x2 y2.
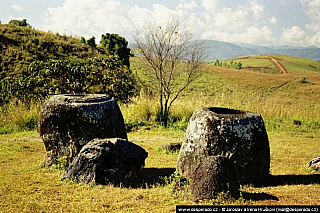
177 107 270 185
38 94 127 166
191 155 240 200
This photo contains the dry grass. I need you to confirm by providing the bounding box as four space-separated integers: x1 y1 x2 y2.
0 130 319 212
1 57 320 211
0 101 41 134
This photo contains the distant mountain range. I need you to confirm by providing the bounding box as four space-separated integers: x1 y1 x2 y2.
203 40 320 61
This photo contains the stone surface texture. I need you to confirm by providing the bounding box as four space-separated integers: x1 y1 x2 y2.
63 138 148 184
38 94 127 166
307 157 320 171
191 156 240 200
177 107 270 184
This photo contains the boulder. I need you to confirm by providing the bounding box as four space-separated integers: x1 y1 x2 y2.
159 143 181 153
177 107 270 185
307 157 320 171
63 138 148 184
38 94 127 166
191 156 240 201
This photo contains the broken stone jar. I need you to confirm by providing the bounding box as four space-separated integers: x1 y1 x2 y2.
63 138 148 185
177 107 270 185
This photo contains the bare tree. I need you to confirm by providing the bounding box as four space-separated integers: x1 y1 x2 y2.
133 18 206 127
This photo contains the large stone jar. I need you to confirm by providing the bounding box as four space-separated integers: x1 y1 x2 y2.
38 94 127 166
177 107 270 185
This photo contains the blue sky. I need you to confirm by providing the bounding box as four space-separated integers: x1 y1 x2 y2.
1 0 320 47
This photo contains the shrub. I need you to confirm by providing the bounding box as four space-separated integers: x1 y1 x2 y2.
0 57 137 104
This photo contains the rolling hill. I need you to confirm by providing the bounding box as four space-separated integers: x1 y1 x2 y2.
221 55 320 74
0 23 105 78
204 40 320 61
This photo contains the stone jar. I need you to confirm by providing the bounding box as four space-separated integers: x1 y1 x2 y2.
176 107 270 185
38 94 127 166
191 155 240 200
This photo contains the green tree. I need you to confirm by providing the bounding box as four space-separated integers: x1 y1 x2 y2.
80 37 86 43
86 36 96 48
236 62 242 69
9 19 30 27
100 33 133 68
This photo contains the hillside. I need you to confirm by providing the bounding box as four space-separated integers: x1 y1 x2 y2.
204 40 320 61
0 23 105 78
219 55 320 74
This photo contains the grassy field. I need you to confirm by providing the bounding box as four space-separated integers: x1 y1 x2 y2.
274 55 320 74
0 131 319 212
224 56 280 74
1 55 320 211
223 55 320 74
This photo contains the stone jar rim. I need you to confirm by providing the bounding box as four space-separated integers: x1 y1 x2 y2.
200 107 258 119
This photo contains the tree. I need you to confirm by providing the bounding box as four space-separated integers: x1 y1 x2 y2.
100 33 133 68
9 19 30 27
132 18 206 127
86 36 96 48
236 62 242 70
80 37 86 43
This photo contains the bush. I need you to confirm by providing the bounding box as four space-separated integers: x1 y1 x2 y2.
0 56 137 104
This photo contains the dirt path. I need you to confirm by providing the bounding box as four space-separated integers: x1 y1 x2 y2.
267 56 289 74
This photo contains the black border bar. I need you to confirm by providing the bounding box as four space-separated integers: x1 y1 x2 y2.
176 205 319 212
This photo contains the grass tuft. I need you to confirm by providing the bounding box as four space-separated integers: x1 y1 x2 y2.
0 100 41 134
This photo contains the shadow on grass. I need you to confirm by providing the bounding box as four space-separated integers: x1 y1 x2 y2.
241 192 279 201
265 174 320 186
122 167 176 188
240 174 320 202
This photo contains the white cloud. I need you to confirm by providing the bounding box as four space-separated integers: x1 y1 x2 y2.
268 16 277 24
202 25 275 45
202 0 220 13
42 0 200 42
202 3 250 33
301 0 320 33
306 23 320 32
301 0 320 20
249 0 264 20
177 1 198 10
41 0 282 47
201 0 267 34
281 26 306 45
11 4 24 12
43 0 130 39
309 31 320 46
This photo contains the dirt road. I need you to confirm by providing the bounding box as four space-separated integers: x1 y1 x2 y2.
267 56 289 74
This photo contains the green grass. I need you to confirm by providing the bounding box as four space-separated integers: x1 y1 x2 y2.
225 56 280 73
273 55 320 74
221 55 320 74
